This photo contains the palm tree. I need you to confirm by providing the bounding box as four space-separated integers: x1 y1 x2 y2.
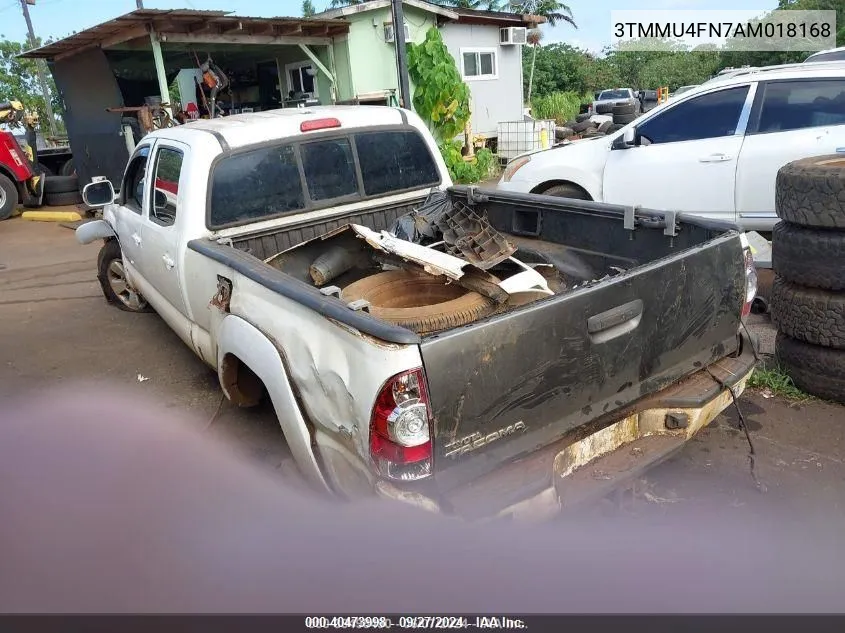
510 0 576 28
526 29 541 103
329 0 365 7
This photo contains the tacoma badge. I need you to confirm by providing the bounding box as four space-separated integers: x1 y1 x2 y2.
444 421 527 459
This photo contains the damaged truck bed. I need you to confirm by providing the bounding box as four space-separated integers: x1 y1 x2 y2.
76 106 758 520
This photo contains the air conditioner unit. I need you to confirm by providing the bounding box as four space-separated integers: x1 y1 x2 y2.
500 26 527 45
384 22 411 43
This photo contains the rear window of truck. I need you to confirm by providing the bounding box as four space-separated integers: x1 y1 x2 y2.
208 127 441 229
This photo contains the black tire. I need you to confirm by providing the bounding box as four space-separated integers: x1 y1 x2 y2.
595 103 614 115
37 162 54 176
770 277 845 349
597 120 613 133
773 221 845 290
0 173 18 220
776 154 845 228
45 190 83 206
575 113 591 123
776 333 845 403
606 123 624 133
540 183 590 200
582 131 604 138
97 240 154 313
59 159 76 177
555 126 574 140
44 174 79 194
614 113 637 125
563 119 577 129
612 103 636 116
571 120 593 133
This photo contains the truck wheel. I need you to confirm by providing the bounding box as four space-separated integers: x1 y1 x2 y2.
44 174 79 194
59 159 76 177
341 269 495 335
0 173 18 221
614 113 637 125
97 240 154 313
773 221 845 290
776 154 845 228
540 183 590 200
776 333 845 403
575 113 590 123
45 191 83 206
770 276 845 349
612 103 636 116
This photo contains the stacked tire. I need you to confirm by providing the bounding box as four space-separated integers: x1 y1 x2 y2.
612 102 638 126
43 174 82 207
771 155 845 403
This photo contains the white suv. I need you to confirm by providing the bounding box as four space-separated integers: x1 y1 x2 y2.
498 61 845 232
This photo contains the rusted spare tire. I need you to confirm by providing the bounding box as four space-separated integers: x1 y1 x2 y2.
341 269 495 334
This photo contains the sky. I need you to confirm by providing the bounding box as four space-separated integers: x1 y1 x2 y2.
0 0 784 54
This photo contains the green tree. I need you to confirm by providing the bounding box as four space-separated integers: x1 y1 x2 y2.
302 0 316 16
437 0 506 10
0 38 64 135
510 0 575 28
328 0 363 7
521 43 595 97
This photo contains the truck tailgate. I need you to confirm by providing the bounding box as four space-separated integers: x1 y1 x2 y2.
421 232 745 491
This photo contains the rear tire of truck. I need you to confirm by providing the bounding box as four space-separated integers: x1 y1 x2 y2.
612 103 636 116
45 174 79 194
45 190 83 206
776 333 845 403
0 173 18 220
776 155 845 228
771 276 845 349
341 269 495 335
772 221 845 290
97 240 154 313
539 183 591 200
613 113 637 125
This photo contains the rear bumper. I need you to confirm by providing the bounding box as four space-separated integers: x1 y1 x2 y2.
376 334 757 521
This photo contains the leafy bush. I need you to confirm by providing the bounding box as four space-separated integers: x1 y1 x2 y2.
530 91 582 125
406 28 471 143
439 141 496 184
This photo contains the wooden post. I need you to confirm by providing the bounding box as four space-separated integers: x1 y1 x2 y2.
149 31 173 118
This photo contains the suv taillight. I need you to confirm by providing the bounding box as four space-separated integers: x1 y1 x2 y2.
739 234 758 318
370 368 432 481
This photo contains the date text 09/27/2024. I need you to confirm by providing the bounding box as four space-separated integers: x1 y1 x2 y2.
304 616 527 629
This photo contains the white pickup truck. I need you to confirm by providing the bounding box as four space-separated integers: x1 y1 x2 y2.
77 106 759 520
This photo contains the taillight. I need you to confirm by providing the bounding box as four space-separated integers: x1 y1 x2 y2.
739 234 758 318
370 368 432 481
300 117 341 133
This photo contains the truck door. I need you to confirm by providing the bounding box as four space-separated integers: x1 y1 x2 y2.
112 144 151 296
136 140 192 341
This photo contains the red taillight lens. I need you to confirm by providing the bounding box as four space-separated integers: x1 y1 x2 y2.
300 117 341 133
741 246 758 317
370 368 432 481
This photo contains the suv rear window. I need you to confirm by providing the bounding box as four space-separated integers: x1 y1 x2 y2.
209 127 440 228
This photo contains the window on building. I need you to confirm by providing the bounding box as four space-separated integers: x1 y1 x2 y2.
287 62 318 97
462 49 497 80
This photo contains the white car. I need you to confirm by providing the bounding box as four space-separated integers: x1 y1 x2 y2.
498 60 845 232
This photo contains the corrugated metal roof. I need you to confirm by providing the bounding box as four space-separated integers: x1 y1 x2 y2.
20 9 350 61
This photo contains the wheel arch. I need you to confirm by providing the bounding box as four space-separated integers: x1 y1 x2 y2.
216 314 330 491
530 180 594 200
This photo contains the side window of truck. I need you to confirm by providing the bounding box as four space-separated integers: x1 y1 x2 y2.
752 79 845 133
150 147 183 227
637 85 750 144
120 146 150 214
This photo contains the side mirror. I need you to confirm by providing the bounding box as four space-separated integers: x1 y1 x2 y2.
612 126 638 150
82 179 116 207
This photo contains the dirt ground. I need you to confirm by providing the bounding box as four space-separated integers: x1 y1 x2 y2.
2 217 844 520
